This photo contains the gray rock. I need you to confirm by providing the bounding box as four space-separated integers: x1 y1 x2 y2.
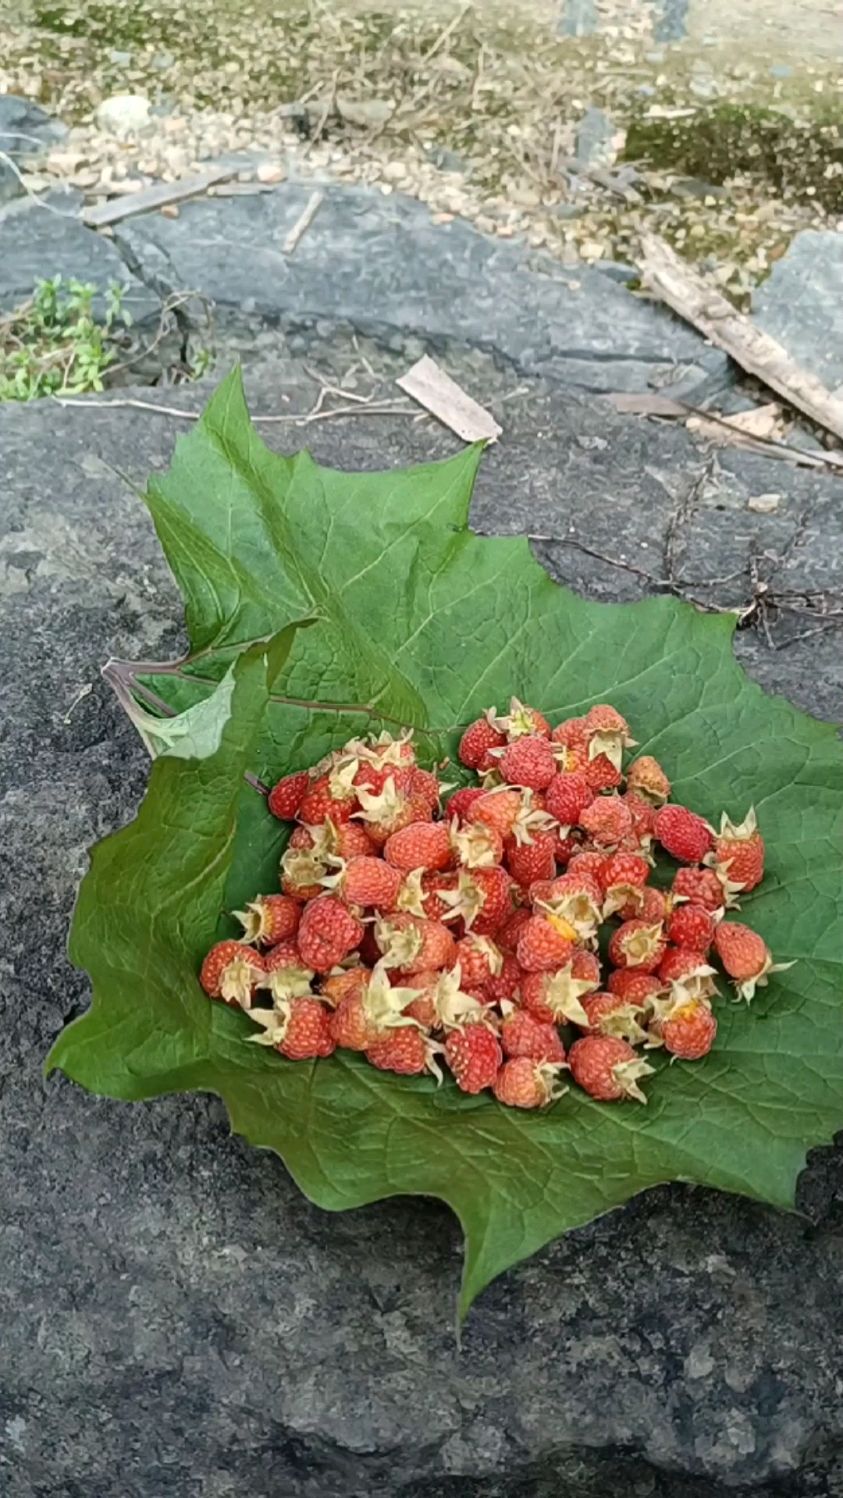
0 191 160 322
2 339 842 1496
754 230 843 393
0 92 66 205
115 183 729 396
574 106 616 167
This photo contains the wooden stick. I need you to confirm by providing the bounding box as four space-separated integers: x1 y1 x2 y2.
81 169 235 227
282 190 323 254
396 355 502 443
639 233 843 447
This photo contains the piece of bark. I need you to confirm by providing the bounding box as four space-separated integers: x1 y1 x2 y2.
639 233 843 446
396 355 502 443
81 168 235 227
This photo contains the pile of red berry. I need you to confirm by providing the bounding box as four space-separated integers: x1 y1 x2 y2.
199 699 789 1109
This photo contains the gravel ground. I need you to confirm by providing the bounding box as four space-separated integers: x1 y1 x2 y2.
1 0 842 299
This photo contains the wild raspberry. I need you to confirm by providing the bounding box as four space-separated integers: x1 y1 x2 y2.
458 713 506 770
354 778 433 847
384 820 454 873
298 761 360 825
666 902 717 953
234 894 301 946
259 940 315 1004
493 697 551 741
545 771 593 828
654 997 717 1060
622 790 657 844
297 897 364 972
504 830 558 889
516 914 576 973
713 922 792 1002
607 919 666 973
330 963 419 1050
607 969 664 1005
375 913 456 973
267 770 310 820
580 990 648 1046
453 934 503 989
707 808 765 893
445 1023 503 1094
499 734 557 791
598 852 651 916
673 865 735 913
500 1006 567 1063
535 870 603 942
440 866 514 935
569 1034 654 1103
493 1057 567 1109
451 820 504 870
246 995 335 1060
445 786 487 823
366 1028 443 1078
626 755 671 805
327 855 403 910
654 804 713 864
200 940 266 1008
521 961 597 1026
657 946 719 1002
484 953 524 1004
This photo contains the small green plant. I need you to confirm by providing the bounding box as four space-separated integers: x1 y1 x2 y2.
0 275 132 401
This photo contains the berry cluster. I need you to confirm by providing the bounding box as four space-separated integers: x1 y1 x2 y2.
199 699 789 1109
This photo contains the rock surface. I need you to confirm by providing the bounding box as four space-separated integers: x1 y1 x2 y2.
115 183 730 397
754 230 843 393
0 93 66 205
2 318 843 1496
0 189 160 322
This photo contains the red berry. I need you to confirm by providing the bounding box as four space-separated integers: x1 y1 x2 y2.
493 1057 566 1109
657 997 717 1060
516 915 576 973
568 1034 654 1102
598 852 651 917
607 919 666 973
444 1024 503 1094
452 820 505 870
657 946 719 1002
654 804 713 863
496 906 532 955
260 939 315 1003
267 770 310 820
672 865 731 913
495 697 551 741
500 1008 567 1063
458 714 507 769
713 921 790 1001
366 1028 442 1077
622 790 657 843
499 735 557 791
384 820 454 873
246 995 335 1060
606 969 664 1004
520 958 599 1026
484 953 524 1004
280 843 331 902
452 934 503 990
708 808 765 893
666 902 716 953
333 856 403 910
200 940 266 1008
375 913 456 973
233 893 301 946
445 786 487 823
545 771 593 827
297 896 364 972
298 762 360 825
626 755 671 805
579 990 648 1046
441 866 514 935
504 830 557 888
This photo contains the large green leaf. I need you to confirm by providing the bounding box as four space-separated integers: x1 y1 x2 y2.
49 369 843 1313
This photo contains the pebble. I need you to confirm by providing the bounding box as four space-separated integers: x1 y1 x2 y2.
95 94 152 136
256 160 285 183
